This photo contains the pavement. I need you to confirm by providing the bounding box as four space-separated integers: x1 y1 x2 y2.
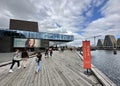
0 50 116 86
0 50 102 86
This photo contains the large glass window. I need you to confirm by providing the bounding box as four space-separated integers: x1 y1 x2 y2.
0 29 74 41
48 33 53 39
41 32 49 39
63 35 66 40
36 32 42 39
53 34 59 40
40 32 46 39
29 32 36 38
22 31 30 38
60 35 63 40
0 30 5 37
16 30 29 38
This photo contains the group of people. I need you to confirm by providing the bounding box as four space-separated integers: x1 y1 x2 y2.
9 49 42 73
44 48 53 58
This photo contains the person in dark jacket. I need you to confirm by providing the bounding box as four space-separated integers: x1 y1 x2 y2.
45 48 49 58
49 48 53 57
21 48 29 68
35 51 42 73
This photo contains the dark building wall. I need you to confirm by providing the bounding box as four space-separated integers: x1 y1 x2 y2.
97 39 104 49
9 19 38 32
97 39 104 46
40 39 49 49
0 37 13 52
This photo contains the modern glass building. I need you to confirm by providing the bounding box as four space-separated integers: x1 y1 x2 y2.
0 29 73 41
0 28 74 52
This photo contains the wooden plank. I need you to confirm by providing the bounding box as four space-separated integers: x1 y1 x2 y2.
46 60 58 86
52 55 74 86
41 61 46 86
0 51 104 86
46 58 61 86
19 58 36 86
53 51 95 86
45 60 54 86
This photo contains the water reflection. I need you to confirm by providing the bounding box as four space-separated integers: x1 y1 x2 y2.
91 50 120 86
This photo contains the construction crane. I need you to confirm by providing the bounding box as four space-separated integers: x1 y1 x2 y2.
86 35 102 46
93 35 102 46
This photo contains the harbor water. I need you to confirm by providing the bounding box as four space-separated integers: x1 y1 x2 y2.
91 50 120 86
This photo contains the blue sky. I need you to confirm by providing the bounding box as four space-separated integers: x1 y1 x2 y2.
0 0 120 46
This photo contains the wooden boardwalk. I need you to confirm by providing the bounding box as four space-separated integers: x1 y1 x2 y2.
0 50 102 86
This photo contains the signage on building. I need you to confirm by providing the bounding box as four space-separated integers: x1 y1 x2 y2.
14 38 41 48
82 40 91 69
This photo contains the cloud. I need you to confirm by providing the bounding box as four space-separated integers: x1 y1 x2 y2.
1 0 36 18
0 0 120 46
0 15 9 28
76 0 120 46
82 14 120 36
101 0 120 16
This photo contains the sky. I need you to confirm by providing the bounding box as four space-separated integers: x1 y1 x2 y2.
0 0 120 47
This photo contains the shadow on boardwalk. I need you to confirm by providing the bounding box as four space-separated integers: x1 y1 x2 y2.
0 50 102 86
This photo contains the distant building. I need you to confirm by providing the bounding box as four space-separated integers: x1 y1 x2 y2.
103 35 117 49
117 38 120 49
97 39 104 49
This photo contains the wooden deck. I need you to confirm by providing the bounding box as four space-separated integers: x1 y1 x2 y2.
0 50 102 86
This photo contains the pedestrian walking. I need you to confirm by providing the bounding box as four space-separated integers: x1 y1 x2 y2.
21 48 29 68
49 48 53 57
58 47 61 52
9 49 21 73
45 48 49 58
35 51 42 73
61 47 64 52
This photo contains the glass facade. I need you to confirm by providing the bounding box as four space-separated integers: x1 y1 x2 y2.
0 29 74 41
